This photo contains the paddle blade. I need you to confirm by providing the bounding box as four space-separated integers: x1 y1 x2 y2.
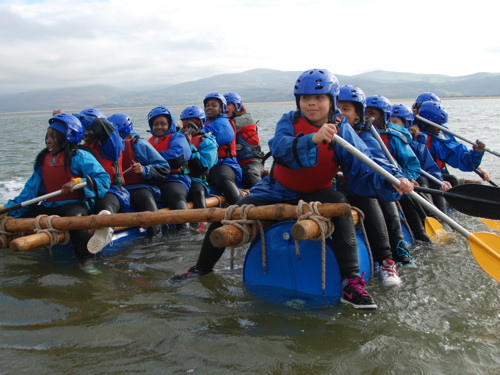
467 232 500 282
424 217 453 244
479 218 500 232
445 184 500 220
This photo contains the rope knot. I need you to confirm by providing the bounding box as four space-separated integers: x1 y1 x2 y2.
33 215 70 248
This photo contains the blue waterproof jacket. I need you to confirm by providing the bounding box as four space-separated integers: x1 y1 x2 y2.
123 130 170 200
150 121 193 192
409 139 443 181
204 114 242 182
188 132 218 191
249 112 403 202
379 123 421 181
5 149 110 218
415 131 483 172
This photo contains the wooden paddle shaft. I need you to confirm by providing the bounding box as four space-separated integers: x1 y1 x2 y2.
211 208 359 247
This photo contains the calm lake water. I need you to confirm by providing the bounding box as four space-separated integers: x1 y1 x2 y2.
0 99 499 374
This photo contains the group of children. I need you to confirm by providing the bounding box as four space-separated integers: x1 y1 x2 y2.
2 93 266 271
2 68 490 310
174 69 490 311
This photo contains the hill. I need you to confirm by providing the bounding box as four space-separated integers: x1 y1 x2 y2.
1 69 500 113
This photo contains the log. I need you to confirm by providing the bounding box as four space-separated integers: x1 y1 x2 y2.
12 232 67 252
4 201 351 233
211 208 359 247
7 195 228 252
291 209 360 241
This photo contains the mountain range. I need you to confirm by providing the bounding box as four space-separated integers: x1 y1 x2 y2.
1 68 500 113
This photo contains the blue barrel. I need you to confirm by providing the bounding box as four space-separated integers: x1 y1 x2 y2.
243 221 373 306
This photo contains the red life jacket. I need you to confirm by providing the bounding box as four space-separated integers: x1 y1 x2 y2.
272 117 338 193
41 153 83 202
380 132 390 150
148 134 181 174
425 135 446 169
122 138 147 186
87 140 124 185
205 118 237 159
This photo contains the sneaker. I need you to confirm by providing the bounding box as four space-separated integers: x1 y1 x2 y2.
170 266 209 281
87 210 114 254
394 240 417 268
340 275 378 310
79 259 101 275
194 221 208 233
379 259 402 287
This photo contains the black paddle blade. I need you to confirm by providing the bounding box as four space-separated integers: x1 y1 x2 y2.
414 184 500 220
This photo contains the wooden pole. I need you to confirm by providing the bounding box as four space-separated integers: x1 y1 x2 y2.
211 208 359 247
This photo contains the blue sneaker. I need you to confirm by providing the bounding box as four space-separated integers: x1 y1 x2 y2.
394 240 417 268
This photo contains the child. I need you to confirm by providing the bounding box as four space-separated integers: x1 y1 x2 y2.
365 96 419 266
337 85 410 286
414 101 490 186
108 113 170 236
174 69 414 310
203 93 243 204
2 113 110 270
180 105 218 232
147 106 192 230
77 108 129 253
224 92 265 188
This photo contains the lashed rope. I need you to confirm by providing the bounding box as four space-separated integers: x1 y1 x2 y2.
221 204 267 272
0 216 12 249
294 200 335 293
33 214 70 248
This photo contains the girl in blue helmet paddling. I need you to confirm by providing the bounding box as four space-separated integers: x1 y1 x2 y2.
2 113 110 270
174 69 414 310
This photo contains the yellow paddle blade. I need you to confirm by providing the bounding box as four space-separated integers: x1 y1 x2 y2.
425 217 454 244
479 218 500 232
467 232 500 282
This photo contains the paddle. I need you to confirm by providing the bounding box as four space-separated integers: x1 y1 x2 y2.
332 134 500 282
414 184 500 220
479 218 500 232
367 124 448 239
0 181 89 216
415 115 500 158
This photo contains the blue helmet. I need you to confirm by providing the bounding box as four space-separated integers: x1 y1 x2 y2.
391 104 414 128
48 113 84 144
224 92 243 112
180 105 206 126
147 106 175 136
203 92 227 113
338 85 366 119
418 101 448 125
365 95 392 124
413 92 440 110
75 108 106 130
108 113 133 139
294 68 340 110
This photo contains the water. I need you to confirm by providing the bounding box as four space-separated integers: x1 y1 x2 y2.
0 99 499 374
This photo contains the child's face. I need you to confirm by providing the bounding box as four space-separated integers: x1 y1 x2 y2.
83 129 95 144
226 102 237 119
390 116 405 127
365 107 385 128
182 119 199 136
152 115 170 135
338 101 359 127
205 99 222 119
299 94 331 126
45 128 62 154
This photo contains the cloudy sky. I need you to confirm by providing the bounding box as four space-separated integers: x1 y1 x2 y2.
1 0 499 95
